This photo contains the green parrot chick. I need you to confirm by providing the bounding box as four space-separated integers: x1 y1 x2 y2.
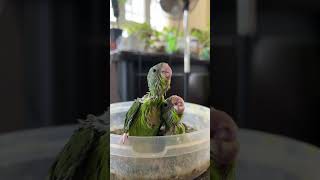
121 62 172 143
162 95 186 135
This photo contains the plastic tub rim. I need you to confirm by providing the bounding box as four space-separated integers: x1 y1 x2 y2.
110 101 210 140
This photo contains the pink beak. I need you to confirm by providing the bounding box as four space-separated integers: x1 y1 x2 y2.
161 63 172 80
174 104 185 114
172 95 185 114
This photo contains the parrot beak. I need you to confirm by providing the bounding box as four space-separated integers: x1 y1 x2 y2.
174 104 185 114
172 95 185 114
161 63 172 80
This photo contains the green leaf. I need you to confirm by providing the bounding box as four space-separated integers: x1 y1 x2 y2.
190 27 210 48
118 0 127 6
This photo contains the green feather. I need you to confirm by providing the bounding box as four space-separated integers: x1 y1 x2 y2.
47 127 95 180
162 105 185 135
81 132 109 180
128 97 164 136
47 111 110 180
123 100 142 133
175 122 186 134
210 161 236 180
124 62 170 136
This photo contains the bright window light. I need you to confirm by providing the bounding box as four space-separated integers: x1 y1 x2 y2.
110 0 116 22
150 0 168 31
125 0 145 23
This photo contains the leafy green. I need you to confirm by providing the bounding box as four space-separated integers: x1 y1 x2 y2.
191 26 210 60
161 26 183 54
122 22 160 50
118 0 127 5
191 28 210 48
121 22 186 53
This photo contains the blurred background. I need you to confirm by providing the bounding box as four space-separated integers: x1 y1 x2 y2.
109 0 211 107
110 0 320 149
0 0 319 149
0 0 319 179
212 0 320 147
0 0 107 134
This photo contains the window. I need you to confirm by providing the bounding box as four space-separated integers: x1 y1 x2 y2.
150 0 168 31
109 0 168 30
110 0 116 22
125 0 145 23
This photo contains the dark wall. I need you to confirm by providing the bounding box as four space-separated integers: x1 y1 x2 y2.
51 0 107 125
0 1 25 132
0 0 107 134
211 46 237 116
247 3 320 145
211 0 237 117
212 0 320 146
249 38 320 145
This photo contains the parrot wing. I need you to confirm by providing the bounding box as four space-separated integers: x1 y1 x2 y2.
80 132 109 180
123 99 142 132
47 110 110 180
225 163 236 180
210 160 221 180
210 160 236 180
47 127 96 180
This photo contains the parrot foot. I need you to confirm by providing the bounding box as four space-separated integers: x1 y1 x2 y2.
121 133 129 144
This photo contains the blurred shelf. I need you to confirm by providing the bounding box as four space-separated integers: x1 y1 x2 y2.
136 72 209 77
111 50 210 105
112 50 210 65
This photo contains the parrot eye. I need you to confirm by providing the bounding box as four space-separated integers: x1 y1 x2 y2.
153 69 156 72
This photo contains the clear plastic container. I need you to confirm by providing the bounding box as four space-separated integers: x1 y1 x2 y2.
110 101 210 180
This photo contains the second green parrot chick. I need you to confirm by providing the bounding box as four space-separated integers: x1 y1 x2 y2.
162 95 186 135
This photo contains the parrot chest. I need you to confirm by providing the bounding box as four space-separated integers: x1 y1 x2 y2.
145 106 161 128
129 100 163 136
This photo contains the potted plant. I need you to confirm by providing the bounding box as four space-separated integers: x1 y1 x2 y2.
191 26 210 60
161 26 183 54
122 22 163 52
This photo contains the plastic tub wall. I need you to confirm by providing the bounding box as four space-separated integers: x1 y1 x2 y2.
110 101 210 179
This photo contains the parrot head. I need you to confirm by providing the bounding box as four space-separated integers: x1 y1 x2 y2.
163 95 185 115
162 95 185 126
147 62 172 97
